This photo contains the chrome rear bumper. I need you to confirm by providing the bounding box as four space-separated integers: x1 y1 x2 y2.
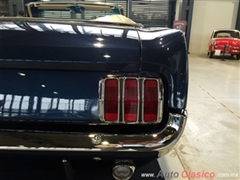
0 110 187 158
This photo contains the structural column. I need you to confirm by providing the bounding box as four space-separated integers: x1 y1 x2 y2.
236 2 240 30
180 0 194 51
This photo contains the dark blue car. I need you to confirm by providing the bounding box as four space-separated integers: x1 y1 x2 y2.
0 2 188 180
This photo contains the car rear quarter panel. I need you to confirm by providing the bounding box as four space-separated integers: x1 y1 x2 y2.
138 29 188 110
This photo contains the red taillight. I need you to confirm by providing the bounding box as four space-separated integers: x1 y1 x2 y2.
124 79 138 122
143 79 158 122
104 79 119 121
100 77 162 124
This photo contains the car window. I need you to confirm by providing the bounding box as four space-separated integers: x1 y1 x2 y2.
213 31 239 38
28 4 122 20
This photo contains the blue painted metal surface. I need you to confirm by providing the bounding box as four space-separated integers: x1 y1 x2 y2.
0 18 188 122
138 29 188 109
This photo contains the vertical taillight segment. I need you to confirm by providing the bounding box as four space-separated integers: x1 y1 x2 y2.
123 79 139 122
104 79 119 121
143 79 158 122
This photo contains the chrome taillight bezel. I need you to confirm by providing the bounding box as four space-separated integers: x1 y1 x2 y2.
99 77 164 124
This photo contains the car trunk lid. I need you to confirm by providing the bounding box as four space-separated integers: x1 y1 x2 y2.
0 19 141 72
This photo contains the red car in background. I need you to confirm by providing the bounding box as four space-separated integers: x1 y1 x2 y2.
208 29 240 59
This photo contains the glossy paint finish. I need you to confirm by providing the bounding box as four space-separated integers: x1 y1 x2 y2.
0 18 188 122
0 69 169 122
0 70 102 122
138 29 188 109
0 18 188 157
209 38 240 55
0 70 166 123
0 18 140 72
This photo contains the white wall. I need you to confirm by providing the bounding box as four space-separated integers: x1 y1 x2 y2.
175 0 182 20
189 0 239 54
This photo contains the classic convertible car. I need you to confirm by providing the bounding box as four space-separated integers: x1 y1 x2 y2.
208 29 240 59
0 2 188 180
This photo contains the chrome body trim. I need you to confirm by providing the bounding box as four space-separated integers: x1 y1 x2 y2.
0 110 187 158
98 79 105 121
158 78 164 122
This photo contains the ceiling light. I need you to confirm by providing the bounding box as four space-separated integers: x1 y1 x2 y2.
104 54 111 58
18 72 26 76
97 38 104 41
94 43 104 48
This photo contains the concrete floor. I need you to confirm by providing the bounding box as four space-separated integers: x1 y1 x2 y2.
159 54 240 180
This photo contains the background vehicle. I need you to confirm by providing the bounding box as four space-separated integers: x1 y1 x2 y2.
208 29 240 59
0 2 188 180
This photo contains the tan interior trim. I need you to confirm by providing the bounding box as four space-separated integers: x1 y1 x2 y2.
27 5 33 17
